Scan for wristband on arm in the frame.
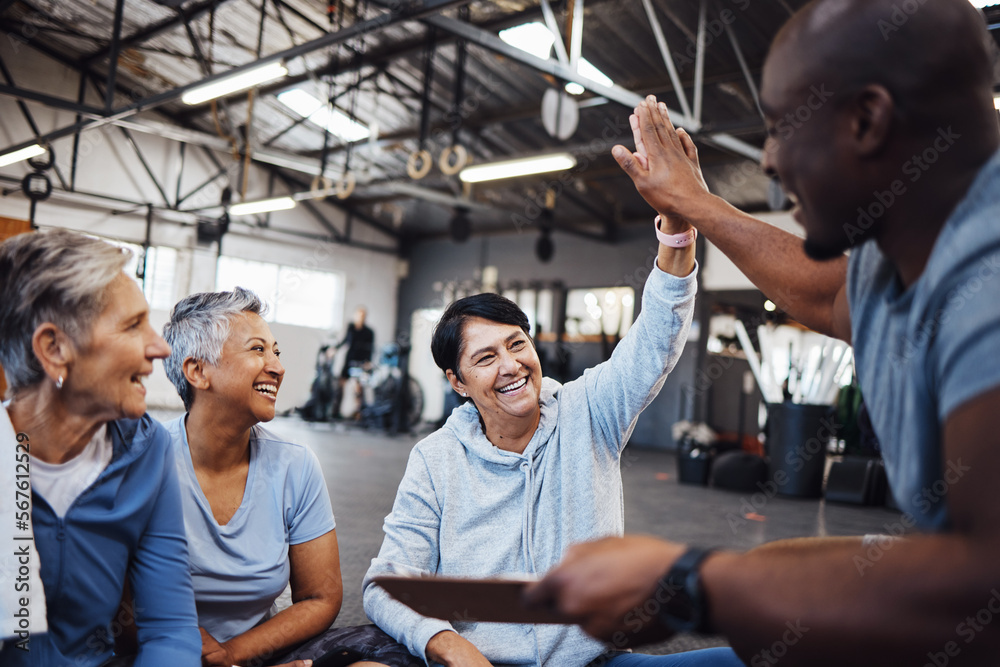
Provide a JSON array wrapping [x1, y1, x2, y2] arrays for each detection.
[[654, 215, 698, 248]]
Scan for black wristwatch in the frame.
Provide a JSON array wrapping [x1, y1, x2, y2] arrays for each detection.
[[657, 546, 716, 634]]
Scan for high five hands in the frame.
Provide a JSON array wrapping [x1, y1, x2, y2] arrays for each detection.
[[613, 95, 712, 233]]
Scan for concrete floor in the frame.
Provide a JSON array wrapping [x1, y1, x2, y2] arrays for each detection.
[[250, 414, 902, 657]]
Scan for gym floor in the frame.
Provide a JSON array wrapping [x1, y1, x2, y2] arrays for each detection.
[[250, 414, 901, 657]]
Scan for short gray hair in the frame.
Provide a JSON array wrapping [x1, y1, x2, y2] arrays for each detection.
[[0, 229, 129, 393], [163, 287, 267, 410]]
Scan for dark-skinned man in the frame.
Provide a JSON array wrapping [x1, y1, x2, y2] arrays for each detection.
[[526, 0, 1000, 665]]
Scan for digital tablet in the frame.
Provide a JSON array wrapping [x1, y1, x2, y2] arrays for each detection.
[[371, 575, 574, 624]]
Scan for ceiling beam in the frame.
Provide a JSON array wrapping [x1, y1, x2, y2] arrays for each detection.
[[371, 6, 764, 163], [82, 0, 243, 66], [0, 0, 473, 159]]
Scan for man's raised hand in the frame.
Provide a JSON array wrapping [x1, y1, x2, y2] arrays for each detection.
[[614, 95, 711, 230]]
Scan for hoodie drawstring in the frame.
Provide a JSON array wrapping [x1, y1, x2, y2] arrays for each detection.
[[520, 457, 537, 573]]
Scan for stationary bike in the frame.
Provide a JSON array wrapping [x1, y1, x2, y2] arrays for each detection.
[[351, 342, 424, 433]]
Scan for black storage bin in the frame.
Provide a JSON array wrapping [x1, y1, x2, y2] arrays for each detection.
[[825, 456, 887, 505], [767, 401, 835, 498], [710, 451, 768, 493], [676, 437, 713, 486]]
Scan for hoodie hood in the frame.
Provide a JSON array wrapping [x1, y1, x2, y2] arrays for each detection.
[[441, 377, 563, 465]]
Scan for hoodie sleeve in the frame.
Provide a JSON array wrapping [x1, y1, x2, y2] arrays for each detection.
[[576, 262, 698, 455], [363, 447, 454, 664], [130, 427, 202, 666]]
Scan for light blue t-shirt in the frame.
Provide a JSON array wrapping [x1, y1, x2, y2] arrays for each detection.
[[848, 148, 1000, 531], [163, 416, 336, 642]]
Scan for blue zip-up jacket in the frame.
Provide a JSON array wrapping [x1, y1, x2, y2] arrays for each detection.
[[363, 264, 697, 666], [0, 415, 201, 666]]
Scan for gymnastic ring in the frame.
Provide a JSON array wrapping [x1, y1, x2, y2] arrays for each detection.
[[438, 144, 468, 176], [407, 149, 433, 180], [310, 174, 332, 200], [334, 172, 356, 199]]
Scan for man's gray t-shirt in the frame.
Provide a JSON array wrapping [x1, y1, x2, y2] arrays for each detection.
[[847, 148, 1000, 531]]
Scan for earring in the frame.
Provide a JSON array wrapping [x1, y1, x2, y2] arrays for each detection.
[[462, 392, 467, 397], [56, 375, 64, 390]]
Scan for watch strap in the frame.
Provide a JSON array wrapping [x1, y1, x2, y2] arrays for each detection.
[[658, 546, 716, 634], [654, 215, 698, 248]]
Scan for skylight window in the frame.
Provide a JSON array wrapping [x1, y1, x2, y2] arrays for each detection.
[[499, 22, 556, 60], [277, 89, 371, 142], [565, 59, 614, 95], [499, 22, 614, 96]]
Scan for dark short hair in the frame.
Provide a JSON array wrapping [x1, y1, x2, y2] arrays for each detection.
[[431, 293, 530, 380]]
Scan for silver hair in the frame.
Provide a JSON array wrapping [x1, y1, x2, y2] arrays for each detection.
[[0, 229, 129, 393], [162, 287, 267, 411]]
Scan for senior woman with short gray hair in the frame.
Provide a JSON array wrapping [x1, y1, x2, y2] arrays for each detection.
[[0, 229, 200, 666], [161, 288, 419, 667]]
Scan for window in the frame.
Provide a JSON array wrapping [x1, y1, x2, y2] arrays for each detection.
[[564, 287, 635, 338], [216, 256, 344, 331], [501, 288, 555, 337], [111, 241, 178, 311]]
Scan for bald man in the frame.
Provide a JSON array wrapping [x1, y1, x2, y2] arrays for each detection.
[[527, 1, 1000, 665]]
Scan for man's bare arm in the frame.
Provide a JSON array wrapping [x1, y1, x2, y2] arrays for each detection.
[[711, 385, 1000, 666], [529, 387, 1000, 666]]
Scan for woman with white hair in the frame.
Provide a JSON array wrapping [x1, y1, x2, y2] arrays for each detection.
[[160, 289, 420, 667], [0, 229, 200, 666]]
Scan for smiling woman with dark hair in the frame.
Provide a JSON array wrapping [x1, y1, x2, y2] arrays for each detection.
[[363, 217, 743, 665], [0, 229, 200, 666]]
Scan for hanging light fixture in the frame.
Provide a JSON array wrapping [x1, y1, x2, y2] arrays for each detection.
[[0, 144, 46, 168], [459, 153, 576, 183], [228, 196, 296, 216], [182, 61, 289, 105]]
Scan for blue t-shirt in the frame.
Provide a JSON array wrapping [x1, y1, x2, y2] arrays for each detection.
[[848, 148, 1000, 531], [163, 417, 336, 642]]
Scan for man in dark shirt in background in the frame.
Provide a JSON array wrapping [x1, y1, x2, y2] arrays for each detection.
[[336, 306, 374, 419]]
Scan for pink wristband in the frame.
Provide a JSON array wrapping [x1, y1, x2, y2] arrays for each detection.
[[654, 215, 698, 248]]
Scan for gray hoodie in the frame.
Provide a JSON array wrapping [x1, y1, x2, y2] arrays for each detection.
[[363, 264, 697, 666]]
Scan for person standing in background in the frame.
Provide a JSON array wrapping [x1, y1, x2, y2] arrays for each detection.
[[336, 307, 374, 420]]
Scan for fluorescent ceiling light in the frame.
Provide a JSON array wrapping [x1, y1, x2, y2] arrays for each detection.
[[0, 144, 45, 168], [970, 1, 996, 7], [182, 61, 288, 105], [459, 153, 577, 183], [499, 22, 556, 60], [499, 22, 614, 96], [229, 196, 296, 216], [995, 95, 1000, 110], [277, 89, 371, 142]]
